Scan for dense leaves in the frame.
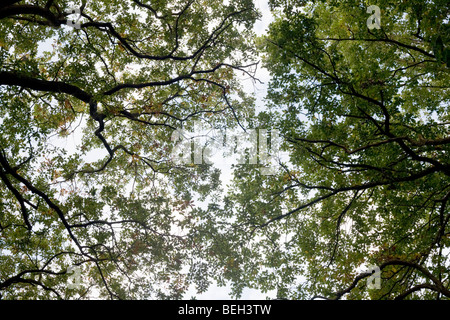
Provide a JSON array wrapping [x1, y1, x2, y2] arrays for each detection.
[[1, 0, 449, 301], [0, 0, 258, 299], [194, 0, 450, 300]]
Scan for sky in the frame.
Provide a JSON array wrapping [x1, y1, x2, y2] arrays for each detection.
[[38, 0, 450, 300], [32, 0, 277, 300], [181, 0, 277, 300]]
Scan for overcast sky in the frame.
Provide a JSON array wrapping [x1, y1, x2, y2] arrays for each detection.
[[182, 0, 276, 300], [35, 0, 276, 300]]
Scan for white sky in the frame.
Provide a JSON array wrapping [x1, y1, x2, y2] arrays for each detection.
[[33, 0, 277, 300], [182, 0, 276, 300]]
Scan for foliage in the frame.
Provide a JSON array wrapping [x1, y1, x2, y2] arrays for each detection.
[[0, 0, 258, 299], [1, 0, 449, 301], [195, 0, 450, 300]]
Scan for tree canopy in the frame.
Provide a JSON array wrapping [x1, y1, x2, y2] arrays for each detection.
[[0, 0, 259, 299], [201, 0, 449, 299], [1, 0, 449, 300]]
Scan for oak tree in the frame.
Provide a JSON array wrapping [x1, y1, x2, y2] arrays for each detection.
[[0, 0, 258, 299], [194, 0, 450, 300]]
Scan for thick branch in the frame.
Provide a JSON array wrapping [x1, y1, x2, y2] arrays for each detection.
[[331, 259, 450, 300], [0, 71, 92, 103], [259, 165, 441, 229], [0, 151, 83, 253], [317, 37, 435, 59], [0, 4, 63, 26], [0, 168, 33, 230]]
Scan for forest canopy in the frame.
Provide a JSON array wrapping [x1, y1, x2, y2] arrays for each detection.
[[0, 0, 449, 300]]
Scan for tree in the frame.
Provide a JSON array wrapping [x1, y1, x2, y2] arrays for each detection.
[[0, 0, 259, 299], [194, 0, 450, 299], [2, 0, 449, 302]]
